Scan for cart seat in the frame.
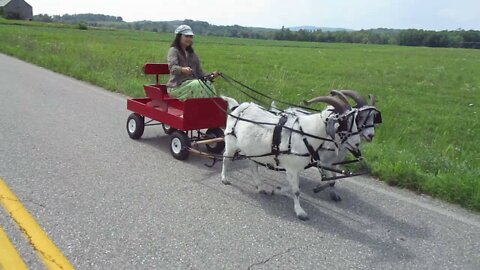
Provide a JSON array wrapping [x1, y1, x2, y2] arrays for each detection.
[[143, 63, 171, 101]]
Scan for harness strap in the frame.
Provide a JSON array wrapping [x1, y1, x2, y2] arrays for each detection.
[[225, 105, 249, 138], [299, 125, 321, 162], [272, 115, 288, 166], [252, 160, 317, 172], [303, 138, 320, 161], [223, 109, 334, 142], [356, 107, 382, 129], [288, 118, 298, 152], [252, 160, 286, 171], [348, 148, 362, 158], [360, 124, 375, 129], [220, 73, 324, 113]]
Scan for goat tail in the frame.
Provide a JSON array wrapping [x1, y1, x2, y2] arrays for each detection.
[[221, 96, 239, 110]]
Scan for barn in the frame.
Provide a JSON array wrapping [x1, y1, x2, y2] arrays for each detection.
[[0, 0, 32, 20]]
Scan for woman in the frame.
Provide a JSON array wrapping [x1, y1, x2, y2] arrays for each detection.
[[166, 25, 220, 100]]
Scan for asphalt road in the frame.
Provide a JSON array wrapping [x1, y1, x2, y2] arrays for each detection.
[[1, 53, 479, 270]]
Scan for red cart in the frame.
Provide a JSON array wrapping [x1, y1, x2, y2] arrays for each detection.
[[126, 63, 228, 160]]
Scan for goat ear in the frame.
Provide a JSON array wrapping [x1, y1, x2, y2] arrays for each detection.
[[326, 118, 338, 139], [368, 94, 376, 106]]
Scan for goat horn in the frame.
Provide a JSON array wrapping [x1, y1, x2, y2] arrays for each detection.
[[303, 96, 348, 114], [339, 90, 367, 107], [330, 90, 352, 109]]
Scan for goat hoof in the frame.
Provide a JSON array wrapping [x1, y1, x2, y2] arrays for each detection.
[[297, 213, 310, 221], [222, 180, 231, 185], [329, 191, 342, 202]]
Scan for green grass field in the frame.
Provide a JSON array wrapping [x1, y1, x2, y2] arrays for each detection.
[[1, 19, 478, 211]]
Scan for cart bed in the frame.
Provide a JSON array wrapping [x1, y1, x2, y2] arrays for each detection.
[[127, 96, 227, 131]]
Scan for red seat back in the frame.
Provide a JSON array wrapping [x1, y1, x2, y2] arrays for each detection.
[[143, 63, 170, 86], [143, 63, 170, 75]]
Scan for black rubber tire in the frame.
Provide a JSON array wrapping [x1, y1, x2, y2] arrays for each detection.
[[170, 130, 191, 160], [205, 128, 225, 154], [127, 113, 144, 139], [162, 123, 176, 135]]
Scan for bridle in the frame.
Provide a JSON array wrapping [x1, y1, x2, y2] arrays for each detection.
[[327, 110, 359, 144], [355, 106, 382, 131]]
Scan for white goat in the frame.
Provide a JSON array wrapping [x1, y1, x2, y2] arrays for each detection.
[[272, 90, 382, 201], [221, 96, 361, 220], [307, 91, 382, 198]]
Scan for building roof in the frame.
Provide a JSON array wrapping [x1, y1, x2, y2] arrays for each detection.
[[0, 0, 32, 8], [0, 0, 12, 7]]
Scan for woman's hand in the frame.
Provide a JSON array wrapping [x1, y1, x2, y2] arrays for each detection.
[[181, 67, 193, 75]]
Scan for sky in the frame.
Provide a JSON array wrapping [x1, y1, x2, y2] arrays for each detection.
[[29, 0, 480, 30]]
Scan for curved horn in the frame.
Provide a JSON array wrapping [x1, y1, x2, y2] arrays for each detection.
[[368, 94, 376, 106], [339, 90, 367, 108], [330, 90, 352, 109], [303, 96, 348, 114]]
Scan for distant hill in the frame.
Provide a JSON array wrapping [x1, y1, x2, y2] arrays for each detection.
[[289, 26, 354, 32], [33, 14, 277, 38], [33, 14, 353, 34], [31, 14, 480, 49]]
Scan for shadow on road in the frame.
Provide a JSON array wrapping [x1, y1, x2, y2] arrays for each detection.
[[133, 133, 428, 263]]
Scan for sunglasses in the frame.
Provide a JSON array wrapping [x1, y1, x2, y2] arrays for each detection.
[[184, 35, 194, 38]]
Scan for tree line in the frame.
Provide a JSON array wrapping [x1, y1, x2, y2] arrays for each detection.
[[32, 14, 480, 49], [273, 27, 480, 49], [34, 13, 123, 23]]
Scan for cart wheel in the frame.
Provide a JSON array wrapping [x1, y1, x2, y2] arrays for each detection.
[[170, 130, 191, 160], [162, 123, 176, 135], [205, 128, 225, 154], [127, 113, 144, 139]]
